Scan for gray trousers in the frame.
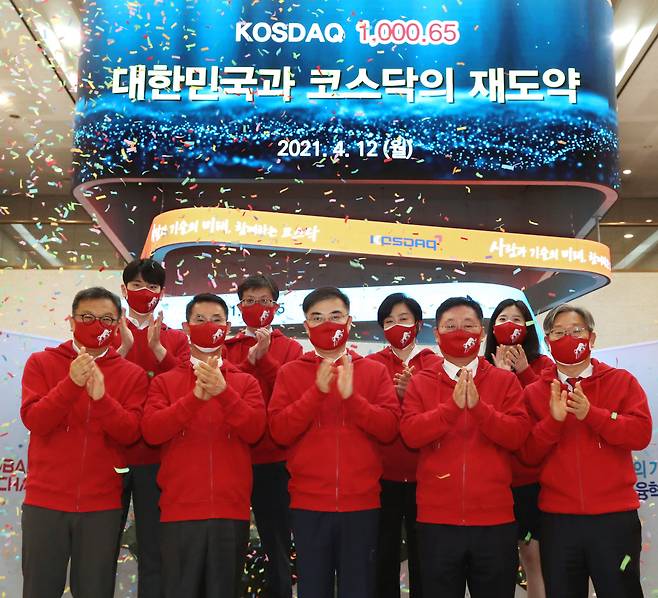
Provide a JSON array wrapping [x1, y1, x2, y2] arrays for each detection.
[[22, 504, 122, 598]]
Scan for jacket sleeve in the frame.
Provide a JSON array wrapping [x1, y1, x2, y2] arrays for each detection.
[[268, 368, 325, 446], [469, 375, 531, 451], [20, 354, 85, 435], [517, 387, 565, 466], [516, 365, 539, 388], [583, 374, 652, 450], [343, 368, 399, 443], [92, 368, 148, 445], [400, 376, 464, 448], [156, 330, 191, 374], [214, 374, 266, 444], [142, 375, 206, 445]]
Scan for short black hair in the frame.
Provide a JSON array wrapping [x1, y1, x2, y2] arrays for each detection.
[[185, 293, 229, 321], [377, 293, 422, 328], [72, 287, 122, 317], [237, 274, 280, 301], [123, 259, 166, 288], [302, 286, 350, 314], [435, 296, 483, 325], [484, 299, 541, 364]]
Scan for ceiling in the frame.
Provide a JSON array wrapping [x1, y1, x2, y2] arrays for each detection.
[[0, 0, 657, 271]]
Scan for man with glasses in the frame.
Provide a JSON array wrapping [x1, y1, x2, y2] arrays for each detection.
[[268, 286, 400, 598], [142, 293, 266, 598], [401, 296, 530, 598], [520, 304, 651, 598], [224, 274, 302, 598], [20, 287, 148, 598], [114, 258, 190, 598]]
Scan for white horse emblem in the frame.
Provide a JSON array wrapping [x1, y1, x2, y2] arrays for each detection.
[[260, 310, 271, 325], [212, 328, 224, 343], [400, 331, 412, 346], [510, 328, 522, 343], [574, 342, 587, 359], [96, 328, 112, 345], [463, 337, 476, 353], [331, 329, 344, 346]]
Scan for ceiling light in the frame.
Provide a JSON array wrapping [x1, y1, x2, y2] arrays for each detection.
[[624, 233, 635, 239], [0, 92, 12, 106], [622, 169, 632, 175], [646, 219, 653, 223], [611, 26, 638, 48]]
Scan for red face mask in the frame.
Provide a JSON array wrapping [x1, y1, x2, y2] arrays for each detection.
[[549, 335, 591, 365], [240, 303, 277, 329], [308, 321, 349, 351], [384, 324, 417, 350], [188, 322, 228, 352], [493, 321, 527, 346], [74, 319, 116, 349], [126, 288, 161, 314], [438, 329, 481, 359]]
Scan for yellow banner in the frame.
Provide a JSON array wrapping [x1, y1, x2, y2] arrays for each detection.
[[142, 207, 611, 278]]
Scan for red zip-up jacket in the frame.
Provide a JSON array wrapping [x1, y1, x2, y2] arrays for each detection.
[[142, 360, 266, 522], [111, 320, 190, 466], [511, 354, 554, 487], [367, 347, 443, 482], [268, 350, 400, 512], [401, 357, 530, 526], [224, 329, 303, 464], [519, 359, 652, 515], [21, 341, 148, 512]]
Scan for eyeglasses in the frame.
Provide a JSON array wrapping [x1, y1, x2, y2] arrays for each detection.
[[439, 324, 482, 333], [548, 327, 589, 340], [306, 313, 348, 325], [74, 313, 118, 326], [240, 298, 278, 307]]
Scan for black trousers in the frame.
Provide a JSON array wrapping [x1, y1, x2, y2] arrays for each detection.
[[251, 462, 292, 598], [541, 510, 644, 598], [417, 521, 518, 598], [376, 480, 421, 598], [22, 504, 123, 598], [161, 518, 249, 598], [118, 463, 162, 598], [291, 508, 379, 598]]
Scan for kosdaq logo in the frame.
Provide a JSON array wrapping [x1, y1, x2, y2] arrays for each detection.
[[574, 342, 587, 359], [96, 329, 112, 345], [510, 328, 522, 343], [236, 21, 346, 44], [212, 328, 225, 343], [332, 329, 344, 346], [400, 331, 412, 346], [260, 310, 271, 325], [463, 337, 476, 353]]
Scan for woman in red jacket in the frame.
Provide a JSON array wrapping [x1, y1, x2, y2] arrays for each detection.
[[520, 304, 651, 598], [484, 299, 552, 598], [367, 293, 442, 598]]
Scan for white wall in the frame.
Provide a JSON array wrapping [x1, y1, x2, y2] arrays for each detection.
[[1, 270, 657, 349]]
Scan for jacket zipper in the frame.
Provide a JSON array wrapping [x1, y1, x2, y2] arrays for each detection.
[[576, 425, 585, 512], [336, 398, 343, 511], [461, 407, 467, 524], [209, 408, 215, 517], [76, 400, 92, 512]]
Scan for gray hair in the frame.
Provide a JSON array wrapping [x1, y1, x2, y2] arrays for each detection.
[[543, 304, 595, 335]]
